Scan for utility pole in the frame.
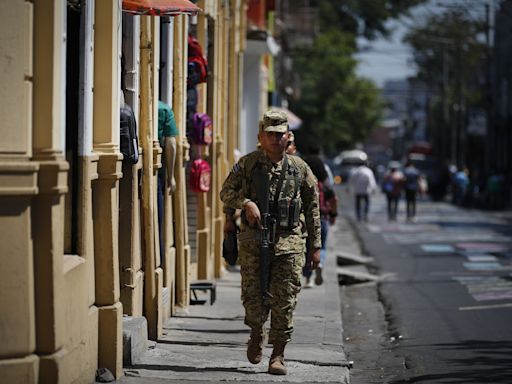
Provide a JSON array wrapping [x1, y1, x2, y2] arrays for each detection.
[[484, 1, 494, 179], [441, 47, 452, 165]]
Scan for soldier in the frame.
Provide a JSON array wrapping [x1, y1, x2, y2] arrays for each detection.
[[220, 110, 321, 375]]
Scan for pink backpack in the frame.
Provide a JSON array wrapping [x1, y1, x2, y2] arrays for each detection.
[[189, 159, 211, 192], [191, 112, 213, 145]]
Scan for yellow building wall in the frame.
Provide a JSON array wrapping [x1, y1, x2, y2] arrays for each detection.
[[0, 1, 39, 382], [0, 1, 248, 382]]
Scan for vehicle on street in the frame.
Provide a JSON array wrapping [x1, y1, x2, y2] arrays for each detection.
[[331, 149, 368, 184]]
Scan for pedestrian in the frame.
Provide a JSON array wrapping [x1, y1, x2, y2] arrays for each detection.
[[486, 170, 505, 209], [303, 144, 328, 185], [453, 166, 470, 206], [403, 159, 421, 221], [382, 166, 404, 221], [349, 160, 377, 221], [157, 100, 178, 262], [220, 109, 321, 376], [303, 144, 337, 287], [285, 131, 297, 155]]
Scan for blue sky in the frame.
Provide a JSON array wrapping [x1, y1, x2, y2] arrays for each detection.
[[355, 19, 415, 87]]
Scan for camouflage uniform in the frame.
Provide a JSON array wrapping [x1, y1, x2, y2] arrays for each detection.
[[220, 148, 321, 344]]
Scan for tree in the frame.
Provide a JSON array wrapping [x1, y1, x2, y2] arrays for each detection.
[[290, 30, 383, 155], [313, 0, 427, 39], [289, 0, 429, 155], [404, 9, 487, 169]]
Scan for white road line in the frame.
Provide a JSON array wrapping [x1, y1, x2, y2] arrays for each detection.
[[459, 303, 512, 311]]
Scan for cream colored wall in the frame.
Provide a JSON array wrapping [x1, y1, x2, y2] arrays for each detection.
[[0, 0, 99, 383], [32, 0, 98, 382], [0, 1, 38, 383], [119, 14, 144, 318], [0, 1, 248, 382], [92, 0, 124, 378], [172, 14, 192, 309]]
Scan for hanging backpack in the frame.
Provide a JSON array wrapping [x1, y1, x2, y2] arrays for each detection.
[[188, 35, 203, 57], [189, 159, 212, 192], [187, 56, 208, 87], [187, 35, 208, 87], [187, 87, 198, 113], [191, 112, 213, 145], [120, 103, 139, 164]]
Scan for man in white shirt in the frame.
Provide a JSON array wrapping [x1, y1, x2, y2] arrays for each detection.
[[349, 162, 377, 221]]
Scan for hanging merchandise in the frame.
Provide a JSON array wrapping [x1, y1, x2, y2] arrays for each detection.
[[189, 158, 211, 192], [187, 87, 198, 113], [120, 103, 139, 164], [187, 35, 208, 87], [190, 112, 213, 145]]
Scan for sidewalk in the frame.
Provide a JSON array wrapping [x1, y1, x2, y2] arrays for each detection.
[[118, 218, 355, 384]]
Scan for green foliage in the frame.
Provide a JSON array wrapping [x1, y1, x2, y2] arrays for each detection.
[[291, 30, 383, 155], [404, 9, 488, 163], [312, 0, 427, 39], [404, 9, 487, 94], [290, 0, 427, 155]]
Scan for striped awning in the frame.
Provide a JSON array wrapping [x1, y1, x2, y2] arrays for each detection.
[[122, 0, 201, 16]]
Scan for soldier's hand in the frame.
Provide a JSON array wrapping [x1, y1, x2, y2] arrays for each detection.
[[244, 201, 261, 226], [308, 248, 321, 270]]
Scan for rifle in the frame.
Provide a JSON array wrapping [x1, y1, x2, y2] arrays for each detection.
[[253, 168, 275, 301]]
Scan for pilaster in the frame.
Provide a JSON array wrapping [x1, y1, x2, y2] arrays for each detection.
[[172, 14, 191, 309], [0, 1, 39, 381], [32, 151, 69, 355], [92, 0, 123, 377]]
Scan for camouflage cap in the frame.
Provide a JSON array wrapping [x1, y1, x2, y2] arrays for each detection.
[[261, 109, 288, 133]]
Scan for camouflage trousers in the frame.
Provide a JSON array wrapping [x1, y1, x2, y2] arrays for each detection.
[[238, 239, 305, 344]]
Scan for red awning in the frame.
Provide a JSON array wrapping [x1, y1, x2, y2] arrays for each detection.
[[122, 0, 201, 16]]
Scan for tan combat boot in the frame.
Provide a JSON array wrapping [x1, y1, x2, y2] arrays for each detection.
[[268, 342, 287, 375], [246, 328, 264, 364]]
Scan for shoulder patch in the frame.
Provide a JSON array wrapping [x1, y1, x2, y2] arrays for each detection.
[[231, 163, 241, 174]]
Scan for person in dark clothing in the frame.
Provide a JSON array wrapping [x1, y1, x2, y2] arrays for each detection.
[[382, 167, 404, 221], [403, 160, 420, 221], [303, 145, 328, 184], [302, 144, 335, 287]]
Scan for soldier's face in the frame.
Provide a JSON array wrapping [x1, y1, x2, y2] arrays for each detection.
[[259, 131, 288, 155]]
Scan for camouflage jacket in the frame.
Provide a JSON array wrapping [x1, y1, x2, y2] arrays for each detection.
[[220, 150, 321, 255]]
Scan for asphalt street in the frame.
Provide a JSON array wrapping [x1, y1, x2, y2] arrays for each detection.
[[341, 187, 512, 384]]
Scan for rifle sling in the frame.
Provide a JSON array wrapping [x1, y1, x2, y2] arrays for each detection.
[[271, 155, 288, 218]]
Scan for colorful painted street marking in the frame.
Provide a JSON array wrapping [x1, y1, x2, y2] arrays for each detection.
[[453, 275, 512, 302], [462, 262, 507, 271], [465, 254, 498, 262], [456, 242, 509, 253], [421, 244, 455, 253], [383, 232, 511, 245]]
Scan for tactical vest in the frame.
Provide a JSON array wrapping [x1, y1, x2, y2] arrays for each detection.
[[250, 155, 302, 231]]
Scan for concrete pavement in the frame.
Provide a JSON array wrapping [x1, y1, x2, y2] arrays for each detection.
[[116, 216, 359, 383]]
